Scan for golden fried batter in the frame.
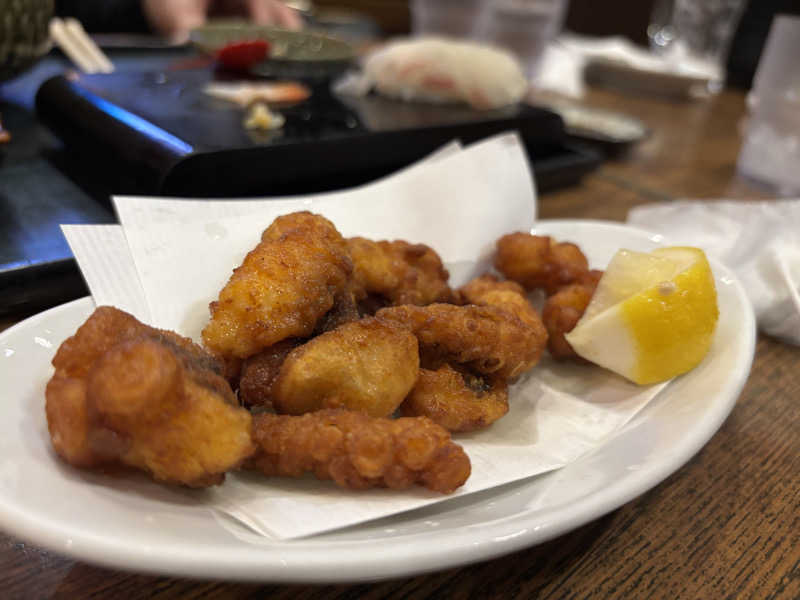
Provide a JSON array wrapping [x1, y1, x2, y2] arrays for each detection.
[[46, 307, 254, 487], [261, 211, 349, 251], [247, 409, 471, 493], [541, 278, 600, 361], [495, 233, 590, 295], [574, 268, 604, 290], [458, 274, 542, 329], [312, 284, 361, 335], [401, 364, 509, 432], [346, 237, 397, 298], [202, 212, 353, 360], [237, 282, 364, 407], [459, 273, 527, 298], [347, 237, 454, 308], [238, 339, 300, 407], [377, 303, 547, 380], [272, 318, 419, 417]]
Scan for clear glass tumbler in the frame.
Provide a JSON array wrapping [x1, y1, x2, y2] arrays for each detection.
[[479, 0, 569, 78], [737, 15, 800, 195], [647, 0, 746, 90], [411, 0, 487, 39]]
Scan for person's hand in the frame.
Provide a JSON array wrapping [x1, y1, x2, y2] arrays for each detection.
[[142, 0, 302, 39], [226, 0, 302, 29]]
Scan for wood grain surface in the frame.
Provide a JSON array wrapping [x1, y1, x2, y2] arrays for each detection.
[[1, 89, 798, 599]]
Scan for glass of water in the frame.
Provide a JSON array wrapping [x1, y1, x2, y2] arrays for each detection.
[[411, 0, 487, 39], [647, 0, 746, 90], [737, 16, 800, 196], [479, 0, 569, 78]]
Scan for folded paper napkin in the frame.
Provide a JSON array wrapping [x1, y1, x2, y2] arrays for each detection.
[[534, 34, 719, 99], [628, 200, 800, 345]]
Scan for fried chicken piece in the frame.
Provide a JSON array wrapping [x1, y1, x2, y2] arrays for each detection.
[[219, 355, 245, 389], [85, 340, 255, 486], [356, 293, 391, 316], [247, 409, 471, 493], [495, 233, 590, 295], [202, 212, 353, 360], [260, 210, 349, 249], [235, 286, 362, 407], [272, 318, 419, 417], [459, 273, 527, 298], [312, 284, 361, 335], [574, 268, 604, 290], [458, 274, 543, 329], [541, 275, 601, 361], [237, 286, 363, 405], [347, 237, 454, 309], [390, 240, 454, 304], [46, 306, 254, 487], [377, 303, 547, 380], [401, 364, 509, 432], [238, 339, 301, 407]]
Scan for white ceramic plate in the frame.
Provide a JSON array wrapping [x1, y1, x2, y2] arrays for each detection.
[[0, 220, 755, 583]]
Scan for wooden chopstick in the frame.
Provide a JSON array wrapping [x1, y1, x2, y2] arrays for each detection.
[[49, 17, 115, 74], [64, 18, 115, 73]]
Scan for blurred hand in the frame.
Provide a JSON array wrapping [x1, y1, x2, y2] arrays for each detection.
[[142, 0, 302, 38]]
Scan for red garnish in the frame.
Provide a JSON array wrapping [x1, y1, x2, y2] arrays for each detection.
[[217, 40, 271, 72]]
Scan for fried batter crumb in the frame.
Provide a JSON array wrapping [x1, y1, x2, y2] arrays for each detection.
[[247, 409, 471, 493], [495, 233, 590, 295], [401, 365, 509, 432]]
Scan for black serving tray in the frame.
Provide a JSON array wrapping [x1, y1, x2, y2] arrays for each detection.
[[36, 69, 600, 197]]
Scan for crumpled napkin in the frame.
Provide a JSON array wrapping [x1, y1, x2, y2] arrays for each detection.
[[628, 200, 800, 345], [534, 34, 719, 99]]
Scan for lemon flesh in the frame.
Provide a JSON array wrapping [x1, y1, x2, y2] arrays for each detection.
[[565, 247, 719, 385]]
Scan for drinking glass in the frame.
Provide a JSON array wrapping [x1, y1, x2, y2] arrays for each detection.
[[479, 0, 569, 78], [737, 16, 800, 195], [647, 0, 746, 90], [410, 0, 487, 39]]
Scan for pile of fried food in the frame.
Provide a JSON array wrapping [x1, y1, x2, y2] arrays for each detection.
[[45, 212, 601, 495]]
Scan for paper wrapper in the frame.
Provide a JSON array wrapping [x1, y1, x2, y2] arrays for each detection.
[[62, 133, 665, 540]]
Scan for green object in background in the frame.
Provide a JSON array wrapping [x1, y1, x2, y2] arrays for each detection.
[[190, 20, 354, 62], [190, 20, 355, 81], [0, 0, 54, 82]]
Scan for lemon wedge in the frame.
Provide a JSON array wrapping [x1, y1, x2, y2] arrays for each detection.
[[565, 247, 719, 385]]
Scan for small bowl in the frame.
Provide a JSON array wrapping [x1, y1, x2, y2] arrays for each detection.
[[0, 0, 54, 82], [190, 21, 355, 82]]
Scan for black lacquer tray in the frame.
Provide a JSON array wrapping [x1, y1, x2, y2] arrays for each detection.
[[35, 69, 600, 197]]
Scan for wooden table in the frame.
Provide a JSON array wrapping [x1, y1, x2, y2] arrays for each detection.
[[1, 88, 798, 599]]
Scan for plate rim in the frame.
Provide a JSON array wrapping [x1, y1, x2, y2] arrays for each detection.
[[0, 219, 756, 583]]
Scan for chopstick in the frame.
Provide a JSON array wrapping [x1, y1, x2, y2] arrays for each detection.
[[49, 17, 115, 74]]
